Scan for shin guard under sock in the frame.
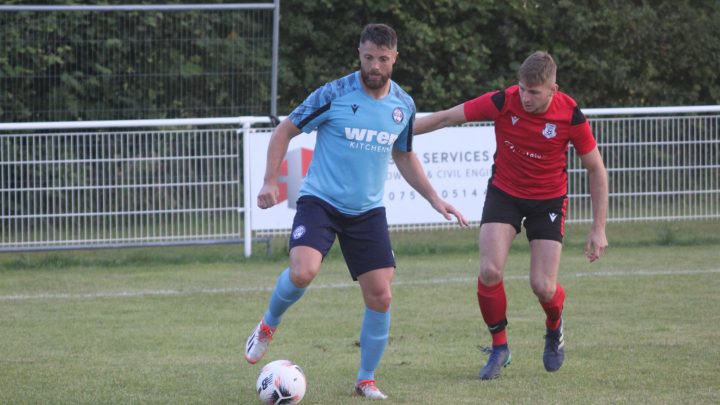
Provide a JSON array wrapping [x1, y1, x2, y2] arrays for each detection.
[[357, 307, 391, 382], [477, 279, 508, 346], [540, 283, 565, 330], [263, 268, 306, 327]]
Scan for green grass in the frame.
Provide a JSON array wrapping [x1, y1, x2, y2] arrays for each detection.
[[1, 221, 719, 404]]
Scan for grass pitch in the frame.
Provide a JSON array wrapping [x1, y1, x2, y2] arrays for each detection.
[[1, 221, 719, 404]]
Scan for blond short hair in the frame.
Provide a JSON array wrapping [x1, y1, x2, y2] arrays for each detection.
[[518, 51, 557, 86]]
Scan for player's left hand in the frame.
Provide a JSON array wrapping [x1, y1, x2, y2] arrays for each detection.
[[433, 200, 469, 227], [584, 228, 608, 262]]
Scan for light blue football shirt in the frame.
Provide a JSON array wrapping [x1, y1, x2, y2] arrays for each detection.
[[289, 71, 416, 215]]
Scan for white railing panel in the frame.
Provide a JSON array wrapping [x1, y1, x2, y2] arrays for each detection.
[[1, 127, 247, 251], [1, 106, 718, 255]]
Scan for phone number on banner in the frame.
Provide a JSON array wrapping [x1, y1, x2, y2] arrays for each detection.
[[386, 188, 487, 201]]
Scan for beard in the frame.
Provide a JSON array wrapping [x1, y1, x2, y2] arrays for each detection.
[[360, 69, 390, 90]]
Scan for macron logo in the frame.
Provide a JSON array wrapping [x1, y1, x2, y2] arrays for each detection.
[[344, 127, 399, 145], [549, 213, 558, 222]]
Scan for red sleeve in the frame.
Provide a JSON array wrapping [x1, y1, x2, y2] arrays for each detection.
[[571, 121, 597, 155], [569, 108, 597, 155], [463, 91, 503, 122]]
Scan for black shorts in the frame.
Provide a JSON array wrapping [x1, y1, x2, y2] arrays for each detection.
[[481, 184, 568, 242], [288, 196, 396, 280]]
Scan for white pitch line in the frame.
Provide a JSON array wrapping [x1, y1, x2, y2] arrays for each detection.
[[1, 268, 719, 302]]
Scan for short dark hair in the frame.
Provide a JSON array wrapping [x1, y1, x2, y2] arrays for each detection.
[[359, 23, 397, 49], [518, 51, 557, 85]]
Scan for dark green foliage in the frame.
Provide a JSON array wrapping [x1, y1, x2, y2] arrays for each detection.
[[1, 1, 718, 118], [0, 4, 273, 121], [278, 0, 720, 113]]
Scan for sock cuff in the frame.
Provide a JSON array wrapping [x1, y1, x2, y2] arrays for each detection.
[[477, 279, 504, 294], [364, 306, 391, 327], [362, 306, 391, 337], [277, 268, 306, 297], [544, 283, 565, 306]]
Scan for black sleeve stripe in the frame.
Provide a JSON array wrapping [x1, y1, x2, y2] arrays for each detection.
[[571, 106, 587, 125], [490, 90, 505, 112], [406, 114, 414, 151], [296, 102, 331, 130]]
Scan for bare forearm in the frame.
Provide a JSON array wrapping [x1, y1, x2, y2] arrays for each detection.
[[263, 120, 299, 184], [415, 114, 449, 135], [394, 152, 439, 203], [393, 150, 469, 227], [414, 104, 467, 135], [264, 134, 290, 183], [588, 167, 608, 230]]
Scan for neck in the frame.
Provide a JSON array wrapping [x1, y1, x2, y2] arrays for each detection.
[[363, 84, 390, 99]]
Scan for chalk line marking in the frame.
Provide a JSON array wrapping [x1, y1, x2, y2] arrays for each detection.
[[1, 268, 718, 301]]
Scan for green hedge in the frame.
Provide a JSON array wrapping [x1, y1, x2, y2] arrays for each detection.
[[2, 1, 718, 121], [278, 0, 720, 113]]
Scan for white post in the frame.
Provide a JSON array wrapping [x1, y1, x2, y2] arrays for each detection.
[[242, 121, 253, 257]]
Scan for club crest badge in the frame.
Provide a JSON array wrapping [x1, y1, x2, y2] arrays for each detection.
[[542, 123, 557, 139], [392, 107, 404, 124], [292, 225, 306, 240]]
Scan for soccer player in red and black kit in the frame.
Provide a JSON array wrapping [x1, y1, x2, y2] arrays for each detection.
[[414, 51, 608, 379]]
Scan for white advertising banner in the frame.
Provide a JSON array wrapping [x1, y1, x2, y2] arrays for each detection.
[[247, 126, 496, 230], [386, 126, 496, 224]]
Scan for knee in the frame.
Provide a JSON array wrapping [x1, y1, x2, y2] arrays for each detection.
[[479, 262, 504, 286], [367, 290, 392, 312], [530, 280, 555, 302], [289, 265, 319, 288]]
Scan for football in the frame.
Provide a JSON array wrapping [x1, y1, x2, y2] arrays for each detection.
[[256, 359, 307, 404]]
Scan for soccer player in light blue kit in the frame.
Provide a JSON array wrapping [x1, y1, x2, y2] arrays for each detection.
[[245, 23, 468, 399]]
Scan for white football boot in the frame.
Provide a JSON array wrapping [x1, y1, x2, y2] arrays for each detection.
[[355, 380, 388, 400], [244, 318, 276, 364]]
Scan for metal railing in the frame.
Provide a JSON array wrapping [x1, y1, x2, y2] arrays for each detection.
[[569, 106, 720, 223], [1, 118, 264, 253], [1, 106, 718, 255], [0, 2, 280, 120]]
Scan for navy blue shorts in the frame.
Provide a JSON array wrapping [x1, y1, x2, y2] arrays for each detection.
[[288, 196, 396, 280], [481, 184, 568, 242]]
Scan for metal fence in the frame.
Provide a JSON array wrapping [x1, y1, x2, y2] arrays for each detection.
[[570, 106, 720, 223], [0, 119, 254, 252], [0, 2, 280, 121], [0, 107, 718, 255]]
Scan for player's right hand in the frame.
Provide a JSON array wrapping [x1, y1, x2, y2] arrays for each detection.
[[257, 183, 279, 209], [584, 228, 608, 262]]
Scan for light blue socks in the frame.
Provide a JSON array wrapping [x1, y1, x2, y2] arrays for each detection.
[[357, 306, 391, 381], [263, 268, 306, 327], [263, 270, 390, 382]]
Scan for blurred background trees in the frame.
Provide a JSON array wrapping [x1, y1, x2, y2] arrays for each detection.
[[2, 0, 718, 121]]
